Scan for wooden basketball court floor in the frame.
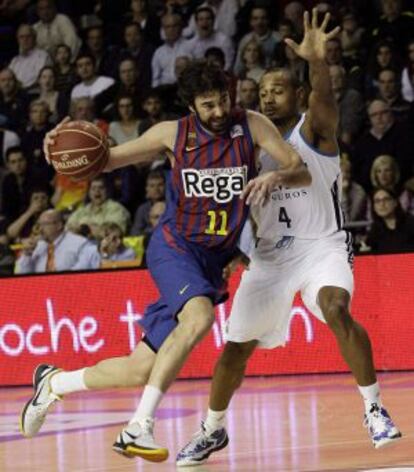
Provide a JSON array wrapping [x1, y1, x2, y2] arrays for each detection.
[[1, 372, 414, 472]]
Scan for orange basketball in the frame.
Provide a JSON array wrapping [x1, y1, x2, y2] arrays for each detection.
[[48, 120, 109, 181]]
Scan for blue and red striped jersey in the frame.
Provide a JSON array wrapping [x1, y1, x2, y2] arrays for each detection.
[[161, 108, 257, 250]]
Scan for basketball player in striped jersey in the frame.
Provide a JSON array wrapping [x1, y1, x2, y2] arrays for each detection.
[[20, 60, 311, 462], [177, 11, 401, 466]]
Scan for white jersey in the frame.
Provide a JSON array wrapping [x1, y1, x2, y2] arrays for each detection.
[[252, 113, 342, 240]]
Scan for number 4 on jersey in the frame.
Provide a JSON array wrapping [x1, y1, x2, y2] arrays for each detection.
[[278, 206, 292, 228]]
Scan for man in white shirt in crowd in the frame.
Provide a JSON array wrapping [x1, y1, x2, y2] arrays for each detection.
[[186, 7, 234, 70], [16, 209, 100, 274], [151, 13, 192, 87], [71, 53, 115, 100], [33, 0, 81, 58], [9, 24, 51, 90]]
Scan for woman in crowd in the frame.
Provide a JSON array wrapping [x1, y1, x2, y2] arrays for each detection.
[[366, 188, 414, 253], [239, 39, 266, 83], [36, 66, 68, 123], [109, 94, 140, 145]]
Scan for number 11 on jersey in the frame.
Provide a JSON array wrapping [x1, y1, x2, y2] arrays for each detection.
[[205, 210, 228, 236]]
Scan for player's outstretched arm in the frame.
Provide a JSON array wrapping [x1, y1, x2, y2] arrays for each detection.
[[248, 110, 312, 188], [285, 9, 340, 137], [106, 121, 178, 170]]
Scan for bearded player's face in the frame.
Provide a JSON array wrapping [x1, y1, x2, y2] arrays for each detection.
[[192, 91, 231, 134]]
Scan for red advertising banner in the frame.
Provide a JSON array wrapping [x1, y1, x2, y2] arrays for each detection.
[[0, 253, 414, 385]]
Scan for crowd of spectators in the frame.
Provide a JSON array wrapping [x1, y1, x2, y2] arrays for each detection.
[[0, 0, 414, 275]]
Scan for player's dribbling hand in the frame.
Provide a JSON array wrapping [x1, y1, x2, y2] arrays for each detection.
[[241, 171, 283, 206], [43, 116, 71, 164]]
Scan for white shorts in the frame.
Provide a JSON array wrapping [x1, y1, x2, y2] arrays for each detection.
[[226, 231, 354, 349]]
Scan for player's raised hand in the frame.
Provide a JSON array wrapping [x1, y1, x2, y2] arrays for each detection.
[[43, 116, 71, 164], [284, 9, 340, 63], [241, 171, 283, 206]]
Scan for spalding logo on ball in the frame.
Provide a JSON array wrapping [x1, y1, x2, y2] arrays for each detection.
[[49, 121, 109, 181]]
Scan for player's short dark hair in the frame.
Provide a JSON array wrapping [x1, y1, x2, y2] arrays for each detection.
[[5, 146, 25, 162], [178, 59, 229, 106], [261, 67, 302, 89]]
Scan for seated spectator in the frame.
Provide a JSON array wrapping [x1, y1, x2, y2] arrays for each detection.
[[98, 222, 136, 264], [138, 200, 167, 268], [329, 65, 365, 145], [273, 36, 307, 84], [21, 99, 53, 180], [118, 22, 156, 92], [66, 175, 131, 238], [340, 11, 365, 61], [151, 13, 192, 87], [16, 209, 100, 274], [53, 44, 78, 94], [353, 99, 414, 190], [131, 169, 165, 235], [0, 216, 14, 275], [365, 188, 414, 254], [69, 96, 109, 135], [9, 24, 51, 90], [33, 0, 81, 58], [370, 0, 414, 51], [0, 128, 20, 168], [284, 1, 305, 36], [95, 58, 144, 120], [238, 39, 265, 83], [186, 7, 234, 70], [401, 40, 414, 102], [124, 0, 162, 47], [109, 95, 140, 145], [377, 68, 410, 122], [369, 154, 414, 213], [236, 77, 259, 110], [341, 157, 368, 226], [364, 40, 400, 98], [83, 26, 118, 79], [36, 66, 69, 123], [1, 147, 48, 223], [7, 187, 50, 241], [71, 53, 115, 100], [138, 89, 175, 135], [234, 6, 280, 75], [205, 47, 237, 104], [0, 68, 30, 133]]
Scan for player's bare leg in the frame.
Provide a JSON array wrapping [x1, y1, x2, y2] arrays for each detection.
[[114, 296, 216, 462], [176, 340, 257, 466], [318, 286, 401, 448], [20, 342, 155, 438]]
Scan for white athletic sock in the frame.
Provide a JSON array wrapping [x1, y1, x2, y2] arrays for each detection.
[[50, 369, 88, 396], [358, 381, 382, 414], [204, 408, 227, 435], [129, 385, 163, 425]]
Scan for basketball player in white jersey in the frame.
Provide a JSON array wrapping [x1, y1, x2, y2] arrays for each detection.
[[176, 10, 401, 466]]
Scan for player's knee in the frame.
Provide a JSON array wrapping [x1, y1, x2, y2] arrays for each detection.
[[179, 310, 215, 345], [221, 341, 255, 367], [323, 301, 352, 337]]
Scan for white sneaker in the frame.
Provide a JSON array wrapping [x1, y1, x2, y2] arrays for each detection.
[[112, 418, 169, 462], [364, 404, 402, 448], [176, 421, 229, 466], [19, 364, 62, 438]]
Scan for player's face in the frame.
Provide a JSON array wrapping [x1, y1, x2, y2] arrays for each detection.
[[192, 91, 231, 134], [259, 72, 298, 123]]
